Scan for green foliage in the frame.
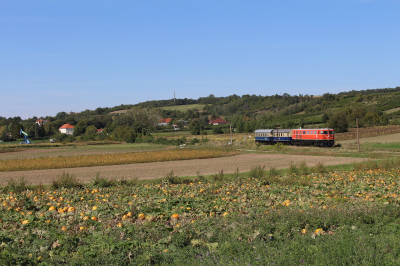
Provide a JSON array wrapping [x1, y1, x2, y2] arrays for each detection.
[[248, 165, 265, 178], [188, 119, 204, 135], [328, 111, 349, 133], [312, 162, 327, 174], [4, 177, 28, 193], [212, 170, 224, 181], [51, 172, 83, 189]]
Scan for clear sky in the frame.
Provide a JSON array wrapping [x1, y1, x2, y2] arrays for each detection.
[[1, 0, 400, 119]]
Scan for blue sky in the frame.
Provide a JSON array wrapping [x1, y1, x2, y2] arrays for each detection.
[[1, 0, 400, 119]]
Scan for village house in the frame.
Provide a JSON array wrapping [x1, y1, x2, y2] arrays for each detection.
[[59, 124, 74, 135], [35, 119, 49, 126], [158, 118, 172, 126], [209, 118, 229, 125]]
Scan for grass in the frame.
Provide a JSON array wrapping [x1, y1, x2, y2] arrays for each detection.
[[161, 104, 206, 112]]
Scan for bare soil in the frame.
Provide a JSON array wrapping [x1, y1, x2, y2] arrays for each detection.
[[0, 153, 368, 185]]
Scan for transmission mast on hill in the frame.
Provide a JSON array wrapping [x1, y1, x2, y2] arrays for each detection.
[[174, 90, 176, 105]]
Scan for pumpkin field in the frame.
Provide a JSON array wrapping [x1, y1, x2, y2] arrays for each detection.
[[1, 160, 400, 265]]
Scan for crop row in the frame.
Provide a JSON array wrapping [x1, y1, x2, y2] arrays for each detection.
[[0, 148, 238, 172]]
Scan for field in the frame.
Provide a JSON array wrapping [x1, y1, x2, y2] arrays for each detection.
[[161, 104, 205, 112], [1, 162, 400, 264], [1, 130, 400, 264], [0, 153, 368, 185], [0, 148, 238, 172], [0, 143, 173, 161]]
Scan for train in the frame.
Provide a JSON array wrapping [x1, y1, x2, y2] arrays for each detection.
[[254, 128, 335, 147]]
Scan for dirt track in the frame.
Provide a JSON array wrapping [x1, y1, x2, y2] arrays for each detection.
[[0, 153, 369, 185]]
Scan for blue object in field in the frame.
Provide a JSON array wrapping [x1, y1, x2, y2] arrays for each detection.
[[20, 129, 31, 144]]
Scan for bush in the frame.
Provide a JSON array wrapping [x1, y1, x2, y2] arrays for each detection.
[[92, 172, 114, 188], [299, 161, 310, 175], [51, 172, 83, 189], [4, 177, 29, 193], [289, 161, 299, 175], [313, 162, 326, 174], [212, 170, 224, 181], [249, 165, 265, 178]]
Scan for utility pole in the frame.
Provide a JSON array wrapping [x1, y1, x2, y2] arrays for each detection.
[[230, 124, 233, 145], [357, 118, 360, 152]]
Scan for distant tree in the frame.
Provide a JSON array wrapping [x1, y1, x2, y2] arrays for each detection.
[[85, 125, 97, 135], [1, 129, 8, 142], [189, 119, 204, 135], [126, 107, 163, 129], [74, 120, 87, 136], [212, 126, 223, 134], [55, 112, 67, 120], [123, 128, 137, 143], [200, 116, 209, 126], [322, 113, 329, 123], [95, 107, 106, 115], [9, 122, 23, 140], [328, 111, 348, 133], [83, 125, 97, 141]]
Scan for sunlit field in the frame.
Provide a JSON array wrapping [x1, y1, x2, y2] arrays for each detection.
[[1, 160, 400, 265]]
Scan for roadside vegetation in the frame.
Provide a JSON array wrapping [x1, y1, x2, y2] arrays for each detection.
[[1, 159, 400, 264]]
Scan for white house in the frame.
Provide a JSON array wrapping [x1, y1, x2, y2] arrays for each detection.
[[59, 124, 74, 135]]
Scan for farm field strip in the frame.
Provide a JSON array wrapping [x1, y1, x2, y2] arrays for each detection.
[[0, 143, 173, 161], [0, 154, 369, 185], [0, 148, 238, 172], [1, 167, 399, 264]]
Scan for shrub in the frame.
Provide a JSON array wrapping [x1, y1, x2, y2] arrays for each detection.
[[5, 177, 29, 193], [313, 162, 326, 174], [267, 167, 278, 178], [92, 172, 114, 188], [51, 172, 83, 189], [299, 161, 310, 175], [212, 170, 224, 181], [249, 165, 265, 178], [289, 161, 299, 175], [163, 170, 179, 185]]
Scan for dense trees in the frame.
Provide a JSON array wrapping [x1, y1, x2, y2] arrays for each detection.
[[2, 87, 400, 143]]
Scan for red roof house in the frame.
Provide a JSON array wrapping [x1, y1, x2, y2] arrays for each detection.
[[59, 124, 74, 135], [158, 118, 172, 126], [209, 118, 229, 125], [35, 119, 49, 126]]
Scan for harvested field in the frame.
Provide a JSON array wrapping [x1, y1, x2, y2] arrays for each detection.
[[338, 132, 400, 145], [0, 143, 171, 161], [0, 153, 369, 185]]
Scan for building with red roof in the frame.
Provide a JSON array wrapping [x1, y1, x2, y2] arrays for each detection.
[[209, 118, 229, 125], [35, 119, 49, 126], [158, 118, 172, 126], [59, 124, 74, 135]]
